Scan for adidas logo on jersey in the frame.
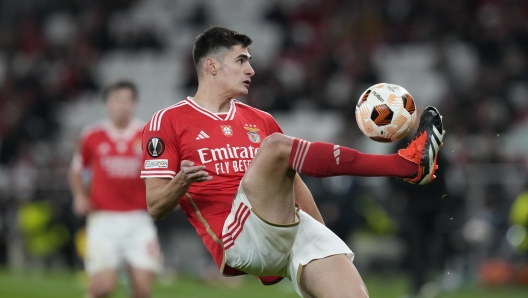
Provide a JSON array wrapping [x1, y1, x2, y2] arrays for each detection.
[[196, 131, 210, 140], [333, 145, 340, 165]]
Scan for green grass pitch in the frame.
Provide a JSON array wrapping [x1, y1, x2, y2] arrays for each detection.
[[0, 269, 527, 298]]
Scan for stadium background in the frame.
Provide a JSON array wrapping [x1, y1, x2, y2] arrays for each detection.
[[1, 0, 528, 297]]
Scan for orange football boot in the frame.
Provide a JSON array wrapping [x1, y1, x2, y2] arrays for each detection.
[[398, 106, 445, 185]]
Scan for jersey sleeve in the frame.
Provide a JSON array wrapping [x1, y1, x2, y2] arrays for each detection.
[[266, 114, 284, 134], [70, 129, 92, 173], [140, 113, 180, 179]]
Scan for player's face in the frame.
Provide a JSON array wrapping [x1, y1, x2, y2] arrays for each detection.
[[106, 88, 136, 125], [217, 45, 255, 97]]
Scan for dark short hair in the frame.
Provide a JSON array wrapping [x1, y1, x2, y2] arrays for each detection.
[[192, 26, 253, 72], [103, 80, 138, 101]]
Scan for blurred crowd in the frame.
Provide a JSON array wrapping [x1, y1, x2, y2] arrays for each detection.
[[1, 0, 528, 296], [0, 0, 164, 268]]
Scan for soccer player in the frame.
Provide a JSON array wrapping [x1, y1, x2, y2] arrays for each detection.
[[141, 27, 445, 298], [69, 81, 161, 298]]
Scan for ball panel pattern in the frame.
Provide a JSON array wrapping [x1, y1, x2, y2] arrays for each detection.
[[371, 104, 393, 126], [402, 93, 416, 114], [354, 83, 417, 142]]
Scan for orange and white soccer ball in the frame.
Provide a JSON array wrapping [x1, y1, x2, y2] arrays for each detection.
[[355, 83, 417, 142]]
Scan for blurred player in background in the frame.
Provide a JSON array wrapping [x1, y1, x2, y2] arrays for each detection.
[[141, 27, 444, 298], [68, 81, 161, 298]]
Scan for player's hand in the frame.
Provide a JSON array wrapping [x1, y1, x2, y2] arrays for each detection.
[[73, 195, 92, 217], [179, 160, 212, 184]]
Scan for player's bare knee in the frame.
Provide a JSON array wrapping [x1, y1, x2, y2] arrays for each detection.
[[88, 283, 114, 298], [260, 133, 293, 159], [88, 274, 117, 298]]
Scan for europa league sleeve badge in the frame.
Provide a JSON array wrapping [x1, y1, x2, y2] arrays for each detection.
[[146, 137, 165, 157]]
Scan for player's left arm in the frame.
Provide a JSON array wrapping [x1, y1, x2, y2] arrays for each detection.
[[294, 174, 324, 225]]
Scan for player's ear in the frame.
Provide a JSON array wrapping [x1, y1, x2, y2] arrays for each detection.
[[205, 57, 218, 76]]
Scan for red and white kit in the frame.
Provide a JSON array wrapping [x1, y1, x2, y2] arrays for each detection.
[[72, 119, 161, 274], [141, 98, 352, 296], [141, 97, 281, 269], [72, 119, 147, 211]]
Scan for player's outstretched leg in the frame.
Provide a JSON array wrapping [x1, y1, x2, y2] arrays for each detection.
[[242, 106, 445, 223], [243, 133, 415, 225], [242, 134, 298, 225], [287, 137, 418, 178], [398, 106, 445, 185], [287, 106, 445, 184]]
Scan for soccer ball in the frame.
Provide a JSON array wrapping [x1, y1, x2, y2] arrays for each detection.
[[355, 83, 417, 142]]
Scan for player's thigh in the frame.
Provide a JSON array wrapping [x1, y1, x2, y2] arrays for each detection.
[[300, 255, 368, 298], [223, 187, 300, 277], [85, 213, 123, 274], [241, 133, 297, 224], [288, 211, 358, 297], [122, 212, 162, 274], [128, 266, 156, 298]]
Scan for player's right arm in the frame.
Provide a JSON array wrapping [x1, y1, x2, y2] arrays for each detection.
[[68, 170, 92, 216], [68, 134, 92, 217], [141, 111, 211, 221], [145, 160, 211, 221]]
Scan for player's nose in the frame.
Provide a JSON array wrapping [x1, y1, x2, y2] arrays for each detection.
[[246, 64, 255, 77]]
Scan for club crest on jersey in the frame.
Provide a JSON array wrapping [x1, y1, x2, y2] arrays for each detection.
[[146, 137, 165, 157], [221, 125, 233, 137], [244, 124, 261, 143]]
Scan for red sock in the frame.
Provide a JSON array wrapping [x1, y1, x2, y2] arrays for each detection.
[[288, 138, 417, 178]]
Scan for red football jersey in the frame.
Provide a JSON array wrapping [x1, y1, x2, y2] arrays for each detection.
[[71, 119, 147, 211], [141, 97, 282, 275]]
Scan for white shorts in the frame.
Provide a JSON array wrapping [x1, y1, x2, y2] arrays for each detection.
[[222, 186, 354, 297], [85, 210, 162, 275]]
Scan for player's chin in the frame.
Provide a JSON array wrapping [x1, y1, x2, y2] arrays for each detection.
[[232, 88, 249, 97]]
